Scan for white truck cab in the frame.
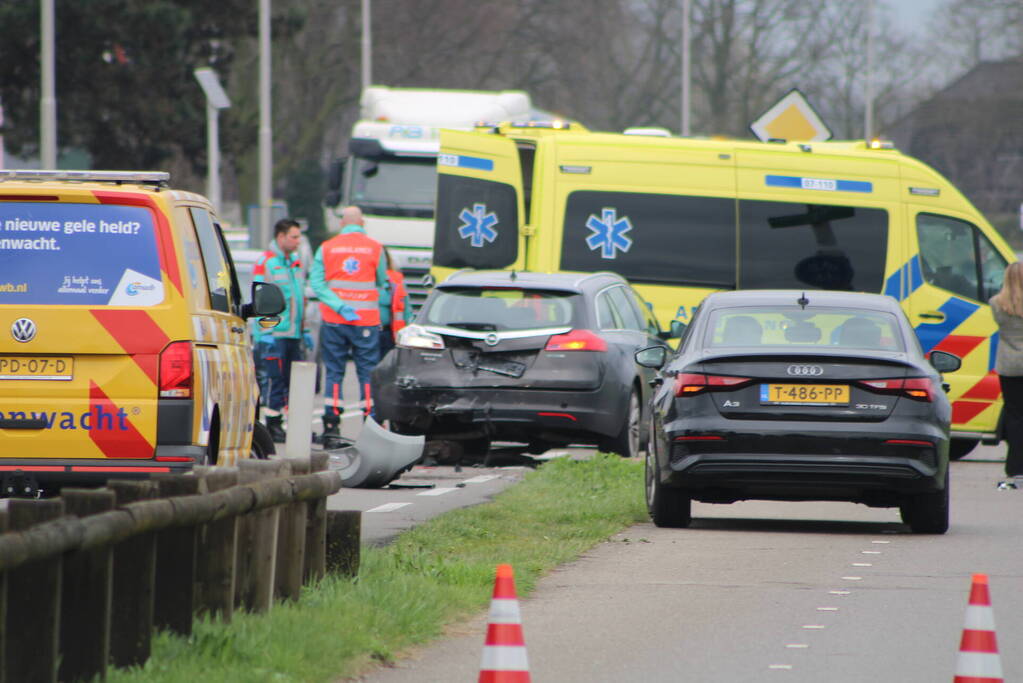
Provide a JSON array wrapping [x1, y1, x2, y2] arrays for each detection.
[[325, 87, 533, 307]]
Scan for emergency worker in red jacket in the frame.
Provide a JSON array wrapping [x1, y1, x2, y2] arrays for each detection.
[[308, 206, 387, 444], [379, 248, 414, 358]]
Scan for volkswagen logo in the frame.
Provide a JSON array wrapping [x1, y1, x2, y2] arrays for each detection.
[[787, 364, 823, 377], [11, 318, 37, 343], [484, 333, 500, 347]]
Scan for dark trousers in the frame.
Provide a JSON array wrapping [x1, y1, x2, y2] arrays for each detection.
[[320, 322, 380, 420], [262, 338, 304, 412], [380, 324, 396, 358], [998, 374, 1023, 476]]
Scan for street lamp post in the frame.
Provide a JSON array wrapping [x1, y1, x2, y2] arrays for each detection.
[[681, 0, 691, 136], [258, 0, 272, 249], [40, 0, 57, 168], [361, 0, 372, 92], [194, 68, 231, 215]]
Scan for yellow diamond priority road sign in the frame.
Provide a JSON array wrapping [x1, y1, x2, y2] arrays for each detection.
[[750, 89, 832, 142]]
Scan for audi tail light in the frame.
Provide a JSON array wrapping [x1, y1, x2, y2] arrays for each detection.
[[857, 377, 935, 402], [674, 373, 753, 397], [159, 341, 193, 398], [545, 329, 608, 352]]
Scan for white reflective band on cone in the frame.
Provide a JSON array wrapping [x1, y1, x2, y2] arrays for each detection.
[[963, 605, 997, 630], [480, 646, 530, 670], [956, 651, 1004, 678], [488, 598, 522, 623]]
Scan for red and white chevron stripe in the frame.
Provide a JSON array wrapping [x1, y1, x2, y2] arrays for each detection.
[[479, 564, 531, 683], [954, 573, 1003, 683]]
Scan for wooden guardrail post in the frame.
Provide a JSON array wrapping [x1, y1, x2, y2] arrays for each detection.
[[235, 460, 284, 613], [58, 488, 116, 683], [275, 458, 308, 602], [153, 475, 201, 636], [0, 505, 8, 683], [3, 498, 65, 683], [304, 453, 329, 584], [193, 466, 239, 622], [108, 480, 158, 668], [325, 509, 361, 577]]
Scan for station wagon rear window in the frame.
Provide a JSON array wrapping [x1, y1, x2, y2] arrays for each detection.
[[424, 288, 579, 331], [0, 202, 163, 306]]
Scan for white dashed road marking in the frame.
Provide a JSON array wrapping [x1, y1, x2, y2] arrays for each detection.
[[366, 502, 411, 513], [461, 475, 500, 484], [417, 488, 458, 497]]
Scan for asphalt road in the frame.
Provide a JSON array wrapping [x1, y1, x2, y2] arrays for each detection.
[[351, 444, 1023, 683]]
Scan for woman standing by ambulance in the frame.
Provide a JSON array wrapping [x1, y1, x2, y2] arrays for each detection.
[[990, 261, 1023, 489]]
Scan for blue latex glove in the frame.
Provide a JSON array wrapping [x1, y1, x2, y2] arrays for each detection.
[[302, 332, 315, 349], [337, 304, 360, 322]]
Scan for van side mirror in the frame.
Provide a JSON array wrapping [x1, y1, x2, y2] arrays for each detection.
[[325, 158, 345, 207], [635, 346, 668, 369], [662, 321, 687, 339], [243, 281, 286, 320], [929, 350, 961, 373]]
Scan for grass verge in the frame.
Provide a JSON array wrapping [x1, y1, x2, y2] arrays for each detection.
[[107, 454, 646, 683]]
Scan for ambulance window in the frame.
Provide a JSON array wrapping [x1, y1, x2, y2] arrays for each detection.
[[516, 143, 535, 221], [560, 191, 736, 288], [434, 175, 518, 269], [190, 208, 232, 313], [978, 231, 1008, 300], [917, 213, 1006, 302], [737, 201, 888, 292]]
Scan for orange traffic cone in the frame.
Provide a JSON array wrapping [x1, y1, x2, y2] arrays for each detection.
[[954, 573, 1003, 683], [479, 564, 531, 683]]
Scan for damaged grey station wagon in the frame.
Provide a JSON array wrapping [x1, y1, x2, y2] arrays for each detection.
[[371, 270, 677, 460]]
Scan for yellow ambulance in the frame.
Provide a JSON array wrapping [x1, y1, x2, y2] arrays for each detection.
[[0, 170, 284, 495], [432, 124, 1016, 458]]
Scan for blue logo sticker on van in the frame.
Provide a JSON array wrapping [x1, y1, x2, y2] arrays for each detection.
[[585, 208, 633, 259], [766, 174, 873, 193], [439, 154, 495, 172], [457, 203, 499, 247]]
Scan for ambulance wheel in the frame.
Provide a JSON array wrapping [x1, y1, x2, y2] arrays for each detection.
[[251, 421, 276, 460]]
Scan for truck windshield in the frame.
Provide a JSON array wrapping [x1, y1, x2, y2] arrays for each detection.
[[349, 157, 436, 215]]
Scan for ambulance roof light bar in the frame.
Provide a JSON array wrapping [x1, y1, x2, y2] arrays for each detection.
[[0, 170, 171, 186]]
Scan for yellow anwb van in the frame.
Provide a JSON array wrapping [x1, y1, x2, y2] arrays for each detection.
[[432, 124, 1017, 456], [0, 170, 284, 495]]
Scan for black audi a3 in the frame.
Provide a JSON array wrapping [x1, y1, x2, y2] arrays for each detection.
[[636, 290, 962, 534], [372, 270, 676, 461]]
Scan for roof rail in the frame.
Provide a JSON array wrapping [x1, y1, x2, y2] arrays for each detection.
[[0, 170, 170, 187]]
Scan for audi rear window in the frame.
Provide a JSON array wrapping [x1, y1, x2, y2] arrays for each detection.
[[706, 306, 905, 352], [424, 288, 580, 331], [0, 202, 163, 306]]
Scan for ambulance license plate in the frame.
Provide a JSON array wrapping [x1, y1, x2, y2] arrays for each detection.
[[0, 356, 74, 380]]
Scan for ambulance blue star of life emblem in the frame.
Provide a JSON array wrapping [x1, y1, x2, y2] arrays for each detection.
[[457, 203, 499, 247], [342, 256, 361, 274], [585, 208, 633, 259]]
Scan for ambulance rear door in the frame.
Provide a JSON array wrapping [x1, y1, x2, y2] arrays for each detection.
[[433, 130, 526, 282]]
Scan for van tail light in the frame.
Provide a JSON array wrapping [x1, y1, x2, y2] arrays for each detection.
[[159, 341, 193, 398], [545, 329, 607, 352], [674, 373, 752, 397], [857, 377, 934, 402]]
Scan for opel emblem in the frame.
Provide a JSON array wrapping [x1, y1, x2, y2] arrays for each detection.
[[484, 333, 500, 347], [787, 364, 823, 377], [11, 318, 37, 343]]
